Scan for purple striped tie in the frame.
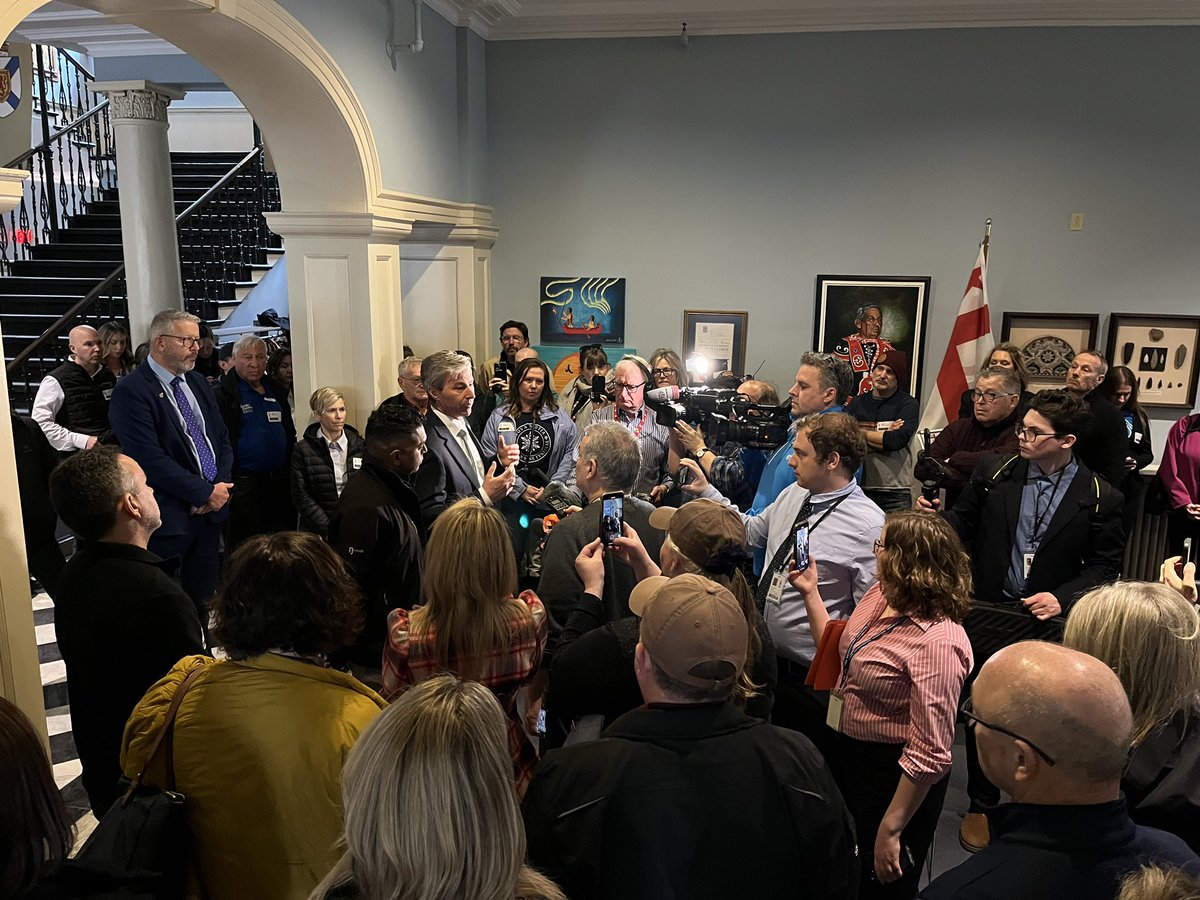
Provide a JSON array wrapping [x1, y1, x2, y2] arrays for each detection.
[[170, 376, 218, 481]]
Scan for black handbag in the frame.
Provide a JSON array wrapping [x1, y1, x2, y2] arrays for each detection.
[[70, 665, 206, 898]]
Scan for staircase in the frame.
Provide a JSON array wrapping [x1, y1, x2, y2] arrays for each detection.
[[2, 150, 282, 413]]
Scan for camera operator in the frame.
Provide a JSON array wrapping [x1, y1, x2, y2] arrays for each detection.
[[673, 379, 781, 510], [913, 366, 1021, 510]]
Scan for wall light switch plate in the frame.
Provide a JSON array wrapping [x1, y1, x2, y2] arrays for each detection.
[[1069, 213, 1085, 231]]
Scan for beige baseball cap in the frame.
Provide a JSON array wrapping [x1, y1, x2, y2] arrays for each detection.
[[630, 574, 748, 691], [648, 499, 747, 569]]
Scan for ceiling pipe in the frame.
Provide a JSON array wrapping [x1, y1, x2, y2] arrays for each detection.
[[384, 0, 424, 67]]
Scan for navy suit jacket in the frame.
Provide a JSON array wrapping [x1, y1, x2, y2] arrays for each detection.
[[411, 410, 496, 527], [109, 363, 234, 538]]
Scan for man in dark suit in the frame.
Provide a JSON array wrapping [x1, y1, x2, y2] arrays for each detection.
[[918, 388, 1124, 852], [411, 349, 518, 527], [109, 309, 234, 622], [49, 446, 204, 813], [1064, 350, 1127, 487]]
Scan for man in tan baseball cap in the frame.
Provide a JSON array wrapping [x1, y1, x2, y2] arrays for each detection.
[[523, 573, 857, 899]]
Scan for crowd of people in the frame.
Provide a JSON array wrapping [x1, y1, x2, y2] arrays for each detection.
[[5, 309, 1200, 899]]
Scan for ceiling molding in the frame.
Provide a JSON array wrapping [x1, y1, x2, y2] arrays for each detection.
[[11, 1, 183, 57], [423, 0, 521, 32]]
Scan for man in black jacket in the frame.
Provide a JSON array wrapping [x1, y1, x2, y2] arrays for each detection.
[[922, 642, 1197, 898], [329, 403, 426, 679], [12, 413, 66, 597], [1065, 350, 1127, 486], [49, 446, 205, 814], [31, 324, 114, 453], [918, 388, 1124, 852], [523, 574, 857, 900], [215, 334, 297, 548]]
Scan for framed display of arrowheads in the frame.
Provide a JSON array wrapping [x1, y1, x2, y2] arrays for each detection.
[[1105, 313, 1200, 409], [1001, 312, 1099, 393], [813, 275, 930, 398]]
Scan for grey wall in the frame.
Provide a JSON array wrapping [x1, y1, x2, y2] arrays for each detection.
[[93, 52, 225, 90], [485, 26, 1200, 456], [281, 0, 484, 202]]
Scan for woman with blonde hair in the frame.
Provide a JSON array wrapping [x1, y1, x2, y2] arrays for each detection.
[[381, 498, 548, 795], [649, 348, 686, 388], [97, 320, 134, 377], [957, 341, 1035, 418], [312, 676, 563, 900], [790, 509, 973, 897], [292, 386, 367, 537], [1065, 581, 1200, 850]]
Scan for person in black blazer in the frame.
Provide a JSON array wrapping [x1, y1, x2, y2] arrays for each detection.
[[919, 388, 1124, 850], [292, 387, 367, 537], [48, 446, 204, 814], [411, 350, 518, 528], [109, 310, 234, 620]]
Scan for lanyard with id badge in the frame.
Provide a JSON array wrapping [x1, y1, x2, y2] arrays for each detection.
[[1021, 466, 1067, 583], [827, 614, 906, 732], [764, 494, 849, 607]]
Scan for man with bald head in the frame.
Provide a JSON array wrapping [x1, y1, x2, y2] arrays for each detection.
[[32, 323, 115, 452], [921, 642, 1197, 899]]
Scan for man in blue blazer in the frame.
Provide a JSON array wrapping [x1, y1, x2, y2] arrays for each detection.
[[109, 309, 234, 624]]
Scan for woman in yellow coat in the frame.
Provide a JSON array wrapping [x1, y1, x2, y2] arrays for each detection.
[[121, 533, 387, 900]]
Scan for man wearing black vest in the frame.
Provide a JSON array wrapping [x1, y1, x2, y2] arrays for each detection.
[[31, 324, 115, 453]]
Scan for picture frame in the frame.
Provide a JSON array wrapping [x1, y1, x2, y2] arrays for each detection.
[[1000, 312, 1100, 392], [813, 275, 930, 398], [539, 276, 626, 345], [536, 345, 637, 394], [681, 310, 749, 378], [1104, 313, 1200, 409]]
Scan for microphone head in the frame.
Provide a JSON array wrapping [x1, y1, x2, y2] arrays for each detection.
[[645, 386, 682, 403]]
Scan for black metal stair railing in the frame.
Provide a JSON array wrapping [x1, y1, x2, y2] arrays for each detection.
[[5, 145, 280, 413], [0, 45, 115, 276]]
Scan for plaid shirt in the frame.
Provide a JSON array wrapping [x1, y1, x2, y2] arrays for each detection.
[[381, 590, 548, 795]]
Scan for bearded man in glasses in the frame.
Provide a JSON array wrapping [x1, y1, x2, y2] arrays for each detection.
[[916, 388, 1123, 854], [110, 309, 234, 628]]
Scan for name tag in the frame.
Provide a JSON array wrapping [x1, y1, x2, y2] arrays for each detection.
[[102, 388, 113, 400], [876, 420, 894, 431], [267, 410, 283, 423], [1023, 552, 1035, 580], [352, 457, 362, 469], [1134, 432, 1143, 442], [240, 403, 254, 414], [827, 692, 844, 731], [766, 570, 787, 606]]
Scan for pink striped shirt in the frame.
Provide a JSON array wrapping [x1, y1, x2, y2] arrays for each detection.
[[836, 583, 973, 784]]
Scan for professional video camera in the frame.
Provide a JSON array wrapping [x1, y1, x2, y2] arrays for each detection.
[[914, 427, 952, 502], [646, 383, 791, 450]]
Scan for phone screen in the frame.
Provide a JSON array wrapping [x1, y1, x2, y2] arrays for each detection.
[[1185, 537, 1195, 566], [493, 361, 508, 381], [600, 493, 624, 545], [536, 709, 547, 735], [793, 520, 810, 572]]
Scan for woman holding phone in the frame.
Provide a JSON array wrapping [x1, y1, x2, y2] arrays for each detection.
[[788, 509, 972, 898]]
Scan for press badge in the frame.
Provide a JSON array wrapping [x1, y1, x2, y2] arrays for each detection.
[[102, 388, 113, 400], [267, 410, 283, 422], [827, 692, 844, 731], [875, 420, 894, 431], [1023, 553, 1035, 580], [352, 458, 362, 469], [766, 570, 787, 606]]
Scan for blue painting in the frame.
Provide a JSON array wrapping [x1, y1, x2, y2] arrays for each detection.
[[539, 276, 626, 345]]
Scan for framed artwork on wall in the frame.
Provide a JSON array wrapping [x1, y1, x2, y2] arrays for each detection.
[[813, 275, 930, 398], [1000, 312, 1100, 392], [682, 310, 748, 377], [537, 344, 637, 394], [539, 276, 626, 345], [1105, 313, 1200, 409]]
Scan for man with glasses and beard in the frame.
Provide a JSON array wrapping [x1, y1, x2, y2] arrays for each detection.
[[109, 309, 235, 624], [917, 388, 1123, 853], [586, 355, 671, 501]]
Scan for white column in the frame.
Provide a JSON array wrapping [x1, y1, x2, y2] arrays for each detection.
[[0, 166, 46, 743], [91, 81, 187, 343]]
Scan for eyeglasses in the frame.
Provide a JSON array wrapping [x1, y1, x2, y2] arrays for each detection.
[[613, 381, 645, 394], [960, 696, 1056, 766], [1014, 425, 1063, 441], [972, 390, 1017, 404], [159, 334, 201, 348], [399, 376, 424, 386], [651, 368, 675, 378], [873, 539, 886, 553]]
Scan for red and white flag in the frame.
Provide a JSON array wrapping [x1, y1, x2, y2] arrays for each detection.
[[917, 243, 992, 435]]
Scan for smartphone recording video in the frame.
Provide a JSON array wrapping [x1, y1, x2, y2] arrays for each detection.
[[793, 520, 810, 572], [600, 492, 624, 545]]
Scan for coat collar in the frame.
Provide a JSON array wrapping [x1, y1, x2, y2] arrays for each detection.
[[602, 700, 762, 745], [989, 798, 1134, 853]]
